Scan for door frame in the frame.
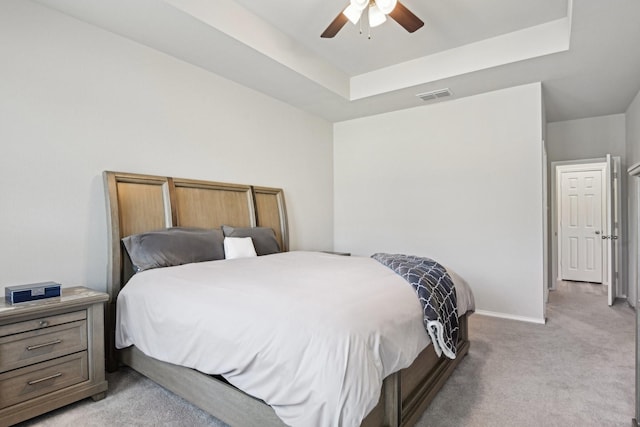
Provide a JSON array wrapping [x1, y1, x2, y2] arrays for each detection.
[[605, 154, 622, 305], [627, 162, 640, 424], [551, 158, 609, 290]]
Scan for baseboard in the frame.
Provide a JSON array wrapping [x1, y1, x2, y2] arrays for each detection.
[[474, 310, 546, 325]]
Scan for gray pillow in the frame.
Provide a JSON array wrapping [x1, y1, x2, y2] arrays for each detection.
[[122, 227, 225, 272], [222, 225, 281, 256]]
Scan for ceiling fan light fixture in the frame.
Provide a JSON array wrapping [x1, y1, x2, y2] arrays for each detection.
[[343, 4, 362, 25], [368, 4, 387, 28], [320, 0, 423, 38], [376, 0, 398, 15]]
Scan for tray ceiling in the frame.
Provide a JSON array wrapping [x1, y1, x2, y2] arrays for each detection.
[[35, 0, 640, 123]]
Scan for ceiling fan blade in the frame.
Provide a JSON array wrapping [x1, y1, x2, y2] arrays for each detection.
[[389, 1, 424, 33], [321, 9, 349, 38]]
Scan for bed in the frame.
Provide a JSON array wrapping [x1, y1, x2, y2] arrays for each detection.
[[103, 170, 473, 427]]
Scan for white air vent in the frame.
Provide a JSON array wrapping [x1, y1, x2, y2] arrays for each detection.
[[416, 88, 453, 102]]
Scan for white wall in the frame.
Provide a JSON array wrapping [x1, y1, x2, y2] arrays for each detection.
[[0, 1, 334, 293], [547, 115, 627, 162], [626, 89, 640, 307], [546, 115, 628, 298], [334, 83, 545, 322]]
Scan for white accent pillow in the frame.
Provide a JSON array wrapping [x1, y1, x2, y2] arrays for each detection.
[[224, 237, 257, 259]]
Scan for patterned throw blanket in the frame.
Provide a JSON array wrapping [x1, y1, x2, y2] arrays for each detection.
[[372, 253, 458, 359]]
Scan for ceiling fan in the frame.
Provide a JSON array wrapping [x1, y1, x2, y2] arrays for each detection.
[[321, 0, 424, 38]]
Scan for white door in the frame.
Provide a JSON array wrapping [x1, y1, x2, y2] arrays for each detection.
[[560, 169, 603, 283]]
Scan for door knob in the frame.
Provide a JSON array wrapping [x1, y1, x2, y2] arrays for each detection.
[[595, 231, 601, 234]]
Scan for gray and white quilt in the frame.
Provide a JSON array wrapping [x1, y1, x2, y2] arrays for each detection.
[[372, 253, 458, 359]]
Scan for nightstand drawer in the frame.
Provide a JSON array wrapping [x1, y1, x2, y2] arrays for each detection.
[[0, 351, 88, 409], [0, 310, 86, 338], [0, 321, 87, 373]]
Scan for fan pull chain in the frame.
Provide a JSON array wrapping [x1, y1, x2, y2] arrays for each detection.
[[364, 11, 370, 39]]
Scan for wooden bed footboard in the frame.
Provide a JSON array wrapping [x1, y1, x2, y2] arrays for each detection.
[[401, 315, 469, 426], [362, 314, 470, 427]]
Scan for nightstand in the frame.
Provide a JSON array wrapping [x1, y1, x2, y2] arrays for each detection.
[[0, 286, 109, 426]]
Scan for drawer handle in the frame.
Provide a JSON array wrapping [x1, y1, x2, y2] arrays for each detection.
[[26, 339, 62, 351], [38, 320, 49, 328], [27, 372, 62, 385]]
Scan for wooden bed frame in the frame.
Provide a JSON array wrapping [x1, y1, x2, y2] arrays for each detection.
[[103, 170, 470, 427]]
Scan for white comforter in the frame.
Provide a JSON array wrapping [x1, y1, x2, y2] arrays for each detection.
[[116, 251, 474, 427]]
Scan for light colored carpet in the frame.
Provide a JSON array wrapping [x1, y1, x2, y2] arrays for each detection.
[[18, 282, 635, 427], [419, 281, 635, 427]]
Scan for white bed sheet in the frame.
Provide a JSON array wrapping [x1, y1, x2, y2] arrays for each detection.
[[116, 251, 474, 427]]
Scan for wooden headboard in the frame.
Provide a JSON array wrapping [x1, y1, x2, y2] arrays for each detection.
[[103, 171, 288, 369]]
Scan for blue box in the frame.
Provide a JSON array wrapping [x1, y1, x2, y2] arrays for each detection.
[[5, 282, 61, 304]]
